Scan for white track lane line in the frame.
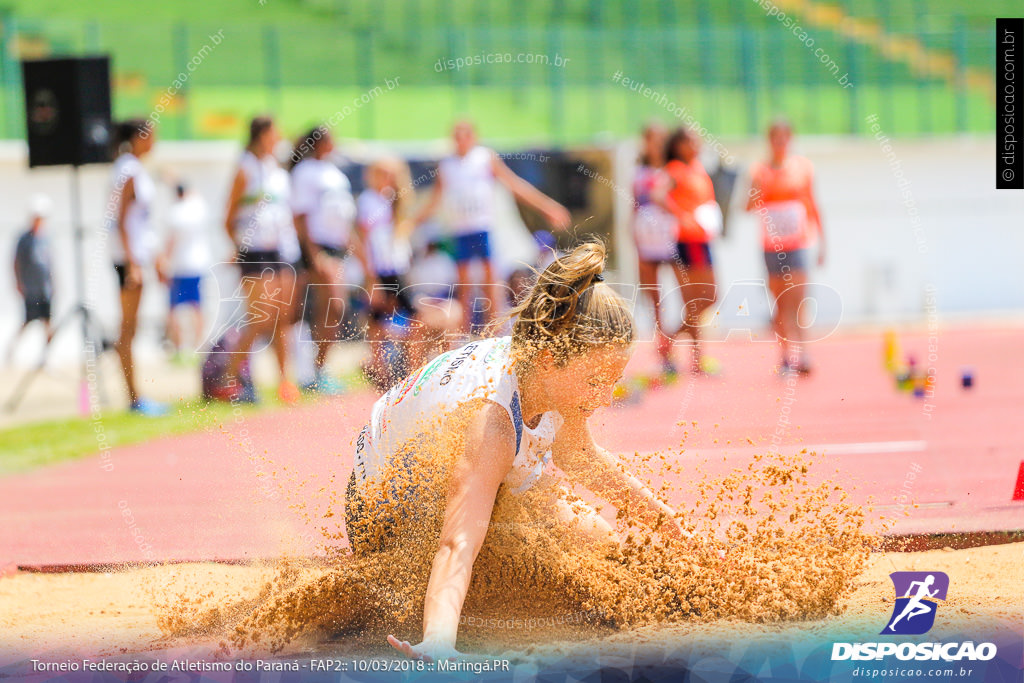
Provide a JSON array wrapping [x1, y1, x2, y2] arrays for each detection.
[[665, 440, 928, 458], [802, 440, 928, 455]]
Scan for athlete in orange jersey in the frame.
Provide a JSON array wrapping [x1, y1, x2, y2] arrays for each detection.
[[746, 119, 826, 374], [654, 127, 722, 374]]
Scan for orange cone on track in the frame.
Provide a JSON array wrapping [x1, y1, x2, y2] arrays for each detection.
[[1013, 462, 1024, 501]]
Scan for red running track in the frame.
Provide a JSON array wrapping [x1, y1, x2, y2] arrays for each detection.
[[1, 323, 1021, 567]]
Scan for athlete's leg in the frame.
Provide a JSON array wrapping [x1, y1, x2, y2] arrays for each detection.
[[766, 273, 791, 366], [683, 263, 716, 366], [311, 256, 344, 373], [116, 281, 143, 404], [5, 321, 29, 364], [637, 259, 668, 358], [269, 268, 296, 387], [226, 270, 275, 380], [481, 258, 500, 328], [166, 302, 182, 353], [188, 302, 204, 352], [786, 267, 811, 371], [455, 260, 473, 332]]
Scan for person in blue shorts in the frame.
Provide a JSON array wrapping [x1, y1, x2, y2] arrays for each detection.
[[409, 120, 571, 332], [158, 183, 211, 360]]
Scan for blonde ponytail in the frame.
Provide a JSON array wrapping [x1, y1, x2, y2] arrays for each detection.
[[506, 239, 633, 366]]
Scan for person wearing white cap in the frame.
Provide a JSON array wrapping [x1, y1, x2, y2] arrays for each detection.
[[7, 193, 54, 363]]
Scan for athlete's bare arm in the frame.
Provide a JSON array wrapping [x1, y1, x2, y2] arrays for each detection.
[[491, 154, 571, 229], [387, 400, 516, 662], [550, 415, 689, 540], [117, 176, 142, 288], [805, 168, 826, 265], [349, 224, 374, 289], [224, 168, 246, 250]]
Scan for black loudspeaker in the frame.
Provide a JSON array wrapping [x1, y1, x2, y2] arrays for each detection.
[[22, 56, 112, 168]]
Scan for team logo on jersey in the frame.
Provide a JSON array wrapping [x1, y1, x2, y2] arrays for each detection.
[[482, 337, 509, 363], [882, 571, 949, 635], [392, 352, 452, 405], [411, 354, 449, 395]]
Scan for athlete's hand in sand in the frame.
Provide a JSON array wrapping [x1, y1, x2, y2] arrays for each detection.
[[387, 635, 461, 662]]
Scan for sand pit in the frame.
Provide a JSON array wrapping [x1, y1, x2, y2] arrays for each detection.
[[0, 543, 1019, 664]]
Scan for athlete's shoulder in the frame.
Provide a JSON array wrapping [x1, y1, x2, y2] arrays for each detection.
[[237, 150, 260, 176], [287, 161, 311, 189], [291, 157, 315, 175], [114, 152, 141, 174]]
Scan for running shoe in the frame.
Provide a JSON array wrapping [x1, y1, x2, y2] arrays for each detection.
[[278, 380, 301, 405], [316, 374, 345, 395], [129, 398, 168, 417], [777, 357, 812, 376], [302, 371, 345, 396]]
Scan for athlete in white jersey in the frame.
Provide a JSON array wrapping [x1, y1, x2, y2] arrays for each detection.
[[288, 126, 363, 391], [223, 117, 300, 405], [158, 183, 211, 357], [410, 120, 572, 332], [106, 119, 165, 416], [631, 123, 678, 371], [342, 242, 691, 662], [231, 150, 293, 263], [354, 336, 563, 496], [108, 153, 157, 270], [437, 145, 496, 238], [358, 157, 460, 391]]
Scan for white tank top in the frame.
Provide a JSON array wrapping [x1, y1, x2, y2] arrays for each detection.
[[233, 151, 294, 253], [438, 145, 496, 235], [290, 158, 356, 250], [632, 164, 677, 261], [357, 188, 411, 277], [107, 153, 157, 266], [167, 194, 211, 276], [355, 336, 563, 496]]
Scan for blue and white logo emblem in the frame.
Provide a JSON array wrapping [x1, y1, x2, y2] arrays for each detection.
[[882, 571, 949, 635]]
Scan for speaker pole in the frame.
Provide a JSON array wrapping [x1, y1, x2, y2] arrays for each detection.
[[70, 165, 91, 414]]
